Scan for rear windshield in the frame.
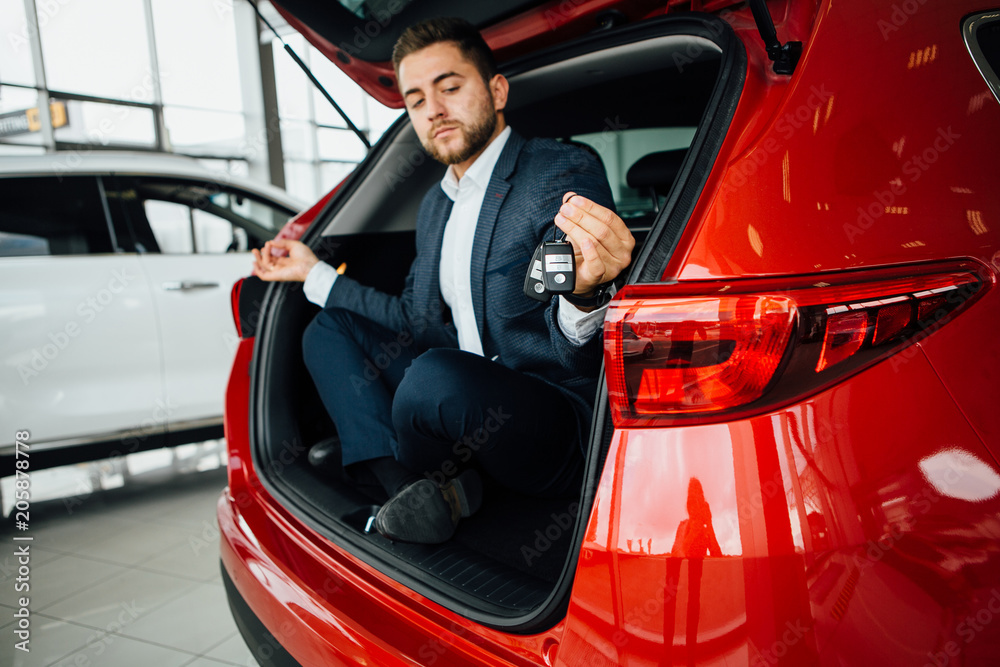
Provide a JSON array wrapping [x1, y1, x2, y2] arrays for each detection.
[[571, 127, 695, 221]]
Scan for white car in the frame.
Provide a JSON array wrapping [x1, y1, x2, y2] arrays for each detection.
[[621, 327, 655, 358], [0, 152, 305, 467]]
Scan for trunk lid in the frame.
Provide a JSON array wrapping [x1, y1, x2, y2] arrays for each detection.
[[270, 0, 747, 106]]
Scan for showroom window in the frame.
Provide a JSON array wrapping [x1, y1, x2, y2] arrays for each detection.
[[0, 0, 401, 200], [0, 176, 116, 257], [40, 0, 154, 101], [0, 0, 36, 89], [152, 0, 249, 157], [272, 32, 402, 202]]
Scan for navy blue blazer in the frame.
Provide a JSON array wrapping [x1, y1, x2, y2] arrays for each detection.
[[323, 129, 616, 447]]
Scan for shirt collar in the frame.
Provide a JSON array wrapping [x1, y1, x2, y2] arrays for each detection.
[[440, 125, 512, 201]]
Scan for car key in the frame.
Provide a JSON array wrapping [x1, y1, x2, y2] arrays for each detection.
[[541, 236, 575, 294], [523, 241, 549, 301]]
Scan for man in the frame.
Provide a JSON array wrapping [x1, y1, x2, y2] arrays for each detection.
[[253, 18, 634, 544]]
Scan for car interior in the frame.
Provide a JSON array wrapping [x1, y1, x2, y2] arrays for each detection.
[[0, 176, 114, 257], [250, 22, 733, 631], [106, 178, 291, 254]]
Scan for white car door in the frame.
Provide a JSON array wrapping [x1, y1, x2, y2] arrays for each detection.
[[108, 177, 293, 433], [0, 175, 164, 456]]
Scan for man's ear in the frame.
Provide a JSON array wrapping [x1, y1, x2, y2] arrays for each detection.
[[490, 74, 509, 112]]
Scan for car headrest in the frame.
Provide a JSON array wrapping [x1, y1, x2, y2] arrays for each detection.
[[626, 149, 688, 195]]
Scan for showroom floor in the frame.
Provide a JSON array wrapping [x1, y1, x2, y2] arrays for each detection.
[[1, 441, 261, 667]]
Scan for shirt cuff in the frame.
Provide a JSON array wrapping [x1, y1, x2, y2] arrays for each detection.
[[303, 261, 338, 307], [557, 287, 615, 345]]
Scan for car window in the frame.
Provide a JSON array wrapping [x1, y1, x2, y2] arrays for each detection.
[[108, 177, 292, 254], [194, 210, 249, 253], [977, 19, 1000, 69], [0, 176, 115, 257], [966, 12, 1000, 104], [144, 200, 195, 253], [570, 127, 696, 221], [228, 193, 290, 232], [142, 200, 250, 254]]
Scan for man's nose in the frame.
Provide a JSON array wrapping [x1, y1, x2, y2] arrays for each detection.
[[425, 93, 445, 120]]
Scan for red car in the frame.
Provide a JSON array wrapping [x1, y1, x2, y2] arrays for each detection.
[[219, 1, 1000, 665]]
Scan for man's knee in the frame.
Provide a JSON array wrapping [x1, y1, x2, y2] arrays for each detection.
[[393, 349, 473, 427], [401, 349, 476, 391]]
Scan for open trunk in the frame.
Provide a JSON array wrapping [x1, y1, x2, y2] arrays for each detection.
[[248, 14, 745, 633]]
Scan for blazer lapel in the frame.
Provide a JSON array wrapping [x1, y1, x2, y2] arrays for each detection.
[[417, 190, 453, 320], [470, 130, 526, 343]]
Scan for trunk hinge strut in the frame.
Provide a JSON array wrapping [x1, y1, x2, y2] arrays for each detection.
[[248, 0, 372, 152], [748, 0, 802, 75]]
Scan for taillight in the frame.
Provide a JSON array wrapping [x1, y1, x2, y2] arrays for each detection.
[[230, 276, 270, 339], [604, 260, 991, 427], [230, 277, 245, 338]]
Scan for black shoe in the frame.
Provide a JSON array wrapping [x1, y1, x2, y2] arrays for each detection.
[[308, 438, 381, 488], [373, 470, 483, 544], [307, 437, 342, 473]]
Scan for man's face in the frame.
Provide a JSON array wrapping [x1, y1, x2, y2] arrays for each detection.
[[398, 42, 505, 168]]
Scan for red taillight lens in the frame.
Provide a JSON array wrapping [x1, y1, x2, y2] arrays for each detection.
[[231, 277, 244, 338], [816, 311, 868, 372], [872, 302, 911, 346], [609, 296, 795, 416], [604, 261, 990, 426]]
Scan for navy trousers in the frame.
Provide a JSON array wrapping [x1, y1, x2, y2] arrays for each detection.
[[302, 308, 583, 497]]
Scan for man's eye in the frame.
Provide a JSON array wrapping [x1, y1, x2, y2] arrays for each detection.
[[410, 99, 424, 109], [445, 87, 459, 93]]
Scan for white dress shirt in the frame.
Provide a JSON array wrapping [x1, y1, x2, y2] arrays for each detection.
[[303, 127, 610, 353]]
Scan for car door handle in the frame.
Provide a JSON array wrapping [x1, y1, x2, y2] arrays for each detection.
[[162, 281, 220, 291]]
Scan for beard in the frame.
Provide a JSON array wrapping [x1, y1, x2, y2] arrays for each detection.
[[422, 96, 498, 166]]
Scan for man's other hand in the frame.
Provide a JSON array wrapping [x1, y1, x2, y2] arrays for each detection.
[[554, 192, 635, 296], [252, 239, 319, 282]]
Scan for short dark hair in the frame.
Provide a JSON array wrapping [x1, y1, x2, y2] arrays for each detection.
[[392, 17, 498, 86]]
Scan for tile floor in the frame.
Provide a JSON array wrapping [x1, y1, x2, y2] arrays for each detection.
[[1, 441, 262, 667]]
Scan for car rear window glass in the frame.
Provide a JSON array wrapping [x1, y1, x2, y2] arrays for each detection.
[[966, 12, 1000, 104], [571, 127, 695, 222], [0, 176, 114, 257], [977, 20, 1000, 77]]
